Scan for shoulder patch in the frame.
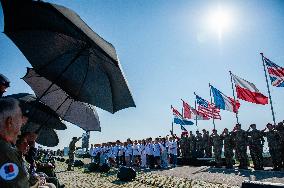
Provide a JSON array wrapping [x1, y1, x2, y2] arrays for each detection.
[[0, 163, 19, 181]]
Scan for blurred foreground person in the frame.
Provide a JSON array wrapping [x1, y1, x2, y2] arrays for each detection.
[[0, 73, 10, 97], [67, 137, 81, 171], [0, 98, 29, 187]]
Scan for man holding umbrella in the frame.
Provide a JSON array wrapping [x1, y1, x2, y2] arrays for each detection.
[[67, 137, 81, 171]]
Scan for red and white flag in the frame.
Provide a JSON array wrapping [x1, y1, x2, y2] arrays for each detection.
[[231, 73, 268, 105], [182, 100, 192, 119]]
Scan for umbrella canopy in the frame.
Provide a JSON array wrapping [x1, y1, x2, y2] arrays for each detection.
[[23, 68, 101, 131], [1, 0, 136, 113], [23, 122, 59, 147], [5, 93, 67, 130]]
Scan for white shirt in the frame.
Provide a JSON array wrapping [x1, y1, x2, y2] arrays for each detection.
[[153, 143, 161, 157], [170, 141, 178, 155], [145, 143, 153, 155], [132, 144, 140, 156], [125, 144, 133, 157], [118, 146, 124, 157]]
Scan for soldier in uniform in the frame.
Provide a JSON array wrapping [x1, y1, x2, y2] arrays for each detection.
[[275, 121, 284, 169], [0, 98, 30, 188], [195, 131, 203, 158], [247, 124, 264, 170], [179, 134, 187, 159], [220, 128, 234, 169], [232, 124, 249, 169], [210, 129, 223, 168], [67, 137, 82, 171], [189, 131, 196, 159], [263, 123, 282, 170], [202, 129, 211, 158]]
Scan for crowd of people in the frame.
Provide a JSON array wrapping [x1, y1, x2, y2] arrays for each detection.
[[87, 122, 284, 171], [0, 74, 63, 188], [88, 136, 178, 169], [179, 123, 284, 170]]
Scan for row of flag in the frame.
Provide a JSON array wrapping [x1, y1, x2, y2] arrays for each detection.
[[171, 54, 284, 132]]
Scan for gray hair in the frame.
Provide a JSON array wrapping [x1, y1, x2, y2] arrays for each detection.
[[0, 98, 20, 129]]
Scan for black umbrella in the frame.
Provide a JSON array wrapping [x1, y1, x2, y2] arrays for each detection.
[[23, 68, 101, 131], [1, 0, 136, 113], [5, 93, 67, 130], [23, 122, 59, 147]]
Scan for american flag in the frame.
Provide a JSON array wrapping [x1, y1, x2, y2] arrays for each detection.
[[196, 95, 221, 119], [264, 57, 284, 87]]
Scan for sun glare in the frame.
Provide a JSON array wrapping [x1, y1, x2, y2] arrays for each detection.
[[207, 7, 232, 39]]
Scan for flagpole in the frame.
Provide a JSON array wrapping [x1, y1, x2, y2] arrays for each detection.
[[260, 53, 276, 125], [229, 71, 239, 124], [209, 83, 216, 129], [194, 92, 198, 129]]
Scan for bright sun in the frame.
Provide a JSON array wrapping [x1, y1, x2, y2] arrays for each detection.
[[207, 7, 232, 39]]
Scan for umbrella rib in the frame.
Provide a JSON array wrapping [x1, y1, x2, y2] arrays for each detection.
[[76, 49, 90, 97], [36, 46, 88, 101]]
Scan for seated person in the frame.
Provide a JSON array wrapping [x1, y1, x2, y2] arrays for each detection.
[[16, 134, 58, 188]]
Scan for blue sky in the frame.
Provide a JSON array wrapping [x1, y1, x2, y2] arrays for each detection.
[[1, 0, 284, 149]]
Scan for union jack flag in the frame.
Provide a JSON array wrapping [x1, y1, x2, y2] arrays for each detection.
[[196, 95, 221, 119], [264, 57, 284, 87]]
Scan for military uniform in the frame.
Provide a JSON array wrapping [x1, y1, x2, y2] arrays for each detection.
[[232, 129, 248, 169], [189, 133, 196, 158], [203, 132, 211, 158], [0, 138, 29, 188], [195, 133, 204, 158], [210, 133, 223, 167], [247, 129, 264, 170], [68, 138, 79, 170], [263, 129, 282, 170], [179, 136, 187, 158], [221, 132, 234, 169]]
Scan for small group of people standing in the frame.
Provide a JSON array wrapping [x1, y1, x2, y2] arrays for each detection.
[[89, 136, 179, 169], [179, 122, 284, 171]]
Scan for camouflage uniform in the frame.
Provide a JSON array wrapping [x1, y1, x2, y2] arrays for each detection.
[[276, 123, 284, 168], [189, 133, 196, 158], [203, 131, 212, 158], [179, 136, 187, 158], [221, 132, 234, 168], [68, 137, 80, 170], [195, 133, 204, 158], [247, 129, 264, 170], [232, 129, 248, 169], [210, 132, 223, 167], [263, 129, 282, 170]]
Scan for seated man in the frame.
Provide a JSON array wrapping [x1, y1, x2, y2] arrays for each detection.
[[0, 98, 29, 187], [16, 134, 56, 188]]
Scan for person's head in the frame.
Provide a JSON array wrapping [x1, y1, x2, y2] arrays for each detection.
[[212, 129, 217, 134], [0, 74, 10, 97], [223, 128, 228, 134], [202, 129, 206, 133], [0, 98, 27, 144], [235, 123, 241, 130], [250, 124, 256, 130], [16, 134, 29, 155], [266, 123, 273, 130]]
